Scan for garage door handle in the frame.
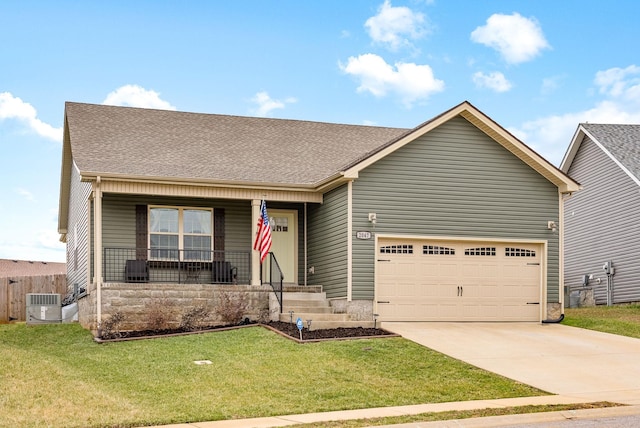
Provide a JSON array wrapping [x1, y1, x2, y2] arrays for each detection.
[[527, 263, 540, 266], [377, 301, 390, 304], [377, 259, 391, 262], [526, 302, 540, 305]]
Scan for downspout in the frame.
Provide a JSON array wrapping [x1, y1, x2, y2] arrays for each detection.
[[94, 176, 103, 335], [543, 191, 568, 324]]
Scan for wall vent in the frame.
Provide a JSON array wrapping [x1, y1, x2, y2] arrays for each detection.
[[26, 293, 62, 325]]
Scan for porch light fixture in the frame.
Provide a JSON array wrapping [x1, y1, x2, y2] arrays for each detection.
[[368, 213, 377, 224], [547, 220, 557, 232]]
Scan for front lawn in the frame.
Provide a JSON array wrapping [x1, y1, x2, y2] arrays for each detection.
[[0, 323, 544, 428], [564, 304, 640, 338]]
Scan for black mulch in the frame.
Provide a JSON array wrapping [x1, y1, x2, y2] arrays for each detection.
[[264, 321, 395, 341], [98, 320, 396, 342]]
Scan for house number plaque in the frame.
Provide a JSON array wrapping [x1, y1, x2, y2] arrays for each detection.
[[356, 231, 372, 240]]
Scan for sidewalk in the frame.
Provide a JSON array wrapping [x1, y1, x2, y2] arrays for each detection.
[[143, 394, 626, 428]]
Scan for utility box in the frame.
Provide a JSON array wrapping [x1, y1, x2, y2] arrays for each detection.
[[26, 293, 62, 325]]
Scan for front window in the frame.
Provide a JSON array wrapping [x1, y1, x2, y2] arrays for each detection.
[[149, 207, 212, 261]]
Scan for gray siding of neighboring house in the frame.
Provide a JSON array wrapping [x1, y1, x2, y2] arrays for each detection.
[[307, 185, 348, 298], [565, 136, 640, 304], [352, 116, 560, 301], [66, 164, 92, 291]]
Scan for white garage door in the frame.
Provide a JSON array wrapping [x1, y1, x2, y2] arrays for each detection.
[[376, 238, 542, 322]]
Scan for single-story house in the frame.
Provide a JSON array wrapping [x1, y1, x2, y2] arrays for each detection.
[[561, 123, 640, 305], [58, 100, 579, 334]]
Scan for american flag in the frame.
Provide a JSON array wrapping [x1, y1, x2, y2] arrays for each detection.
[[253, 200, 272, 263]]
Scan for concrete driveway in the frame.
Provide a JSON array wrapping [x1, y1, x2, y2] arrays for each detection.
[[381, 322, 640, 405]]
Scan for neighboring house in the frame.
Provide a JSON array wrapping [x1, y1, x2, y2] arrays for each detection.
[[58, 101, 579, 334], [0, 259, 66, 277], [561, 124, 640, 305]]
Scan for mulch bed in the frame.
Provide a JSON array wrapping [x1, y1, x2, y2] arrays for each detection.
[[96, 320, 398, 343]]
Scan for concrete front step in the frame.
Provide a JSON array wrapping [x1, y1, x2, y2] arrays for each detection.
[[279, 311, 349, 322], [276, 289, 375, 330], [306, 320, 376, 330], [282, 291, 327, 301], [282, 305, 333, 314]]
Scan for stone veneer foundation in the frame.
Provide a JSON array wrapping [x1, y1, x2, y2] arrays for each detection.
[[78, 282, 272, 335]]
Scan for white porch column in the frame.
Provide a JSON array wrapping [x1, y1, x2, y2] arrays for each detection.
[[94, 177, 103, 331], [251, 199, 261, 286]]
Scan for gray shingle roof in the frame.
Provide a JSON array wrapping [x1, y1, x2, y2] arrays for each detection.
[[65, 102, 408, 186], [582, 123, 640, 180]]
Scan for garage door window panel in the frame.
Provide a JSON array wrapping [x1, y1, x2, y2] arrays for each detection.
[[423, 245, 456, 255], [505, 247, 536, 257], [380, 245, 413, 254], [465, 247, 496, 256]]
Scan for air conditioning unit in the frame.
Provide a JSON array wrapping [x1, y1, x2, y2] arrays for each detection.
[[26, 293, 62, 325]]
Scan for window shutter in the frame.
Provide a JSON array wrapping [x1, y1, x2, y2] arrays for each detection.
[[214, 208, 225, 260], [135, 205, 147, 260]]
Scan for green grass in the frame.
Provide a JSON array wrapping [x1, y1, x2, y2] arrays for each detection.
[[0, 323, 544, 428], [564, 304, 640, 338], [286, 402, 619, 428]]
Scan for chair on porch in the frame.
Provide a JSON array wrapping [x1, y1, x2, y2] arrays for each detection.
[[125, 260, 149, 283], [212, 260, 237, 284]]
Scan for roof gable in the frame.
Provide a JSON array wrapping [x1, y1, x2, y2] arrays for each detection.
[[344, 101, 580, 193], [561, 124, 640, 187]]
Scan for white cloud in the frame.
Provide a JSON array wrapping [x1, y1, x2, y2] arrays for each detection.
[[594, 65, 640, 99], [471, 13, 550, 64], [365, 0, 428, 51], [16, 188, 35, 202], [0, 92, 62, 141], [340, 53, 444, 107], [510, 65, 640, 166], [102, 85, 176, 110], [472, 71, 512, 92], [250, 91, 297, 117]]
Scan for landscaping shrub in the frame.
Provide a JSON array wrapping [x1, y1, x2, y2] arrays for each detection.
[[100, 312, 125, 339], [145, 298, 176, 331], [216, 290, 248, 325], [180, 305, 210, 331]]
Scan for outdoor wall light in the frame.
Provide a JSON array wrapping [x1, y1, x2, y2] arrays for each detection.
[[547, 220, 557, 232], [368, 213, 377, 224]]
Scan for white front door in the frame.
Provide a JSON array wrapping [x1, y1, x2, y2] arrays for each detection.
[[267, 209, 297, 283]]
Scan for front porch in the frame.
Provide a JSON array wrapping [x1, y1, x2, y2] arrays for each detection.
[[103, 248, 252, 285]]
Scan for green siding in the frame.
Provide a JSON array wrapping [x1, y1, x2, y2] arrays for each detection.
[[352, 116, 560, 301], [308, 185, 348, 298], [101, 195, 253, 254]]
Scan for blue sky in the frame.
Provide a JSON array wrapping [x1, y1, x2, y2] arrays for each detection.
[[1, 0, 639, 263]]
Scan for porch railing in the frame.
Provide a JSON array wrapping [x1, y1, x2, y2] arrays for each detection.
[[266, 252, 284, 313], [103, 248, 251, 284]]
